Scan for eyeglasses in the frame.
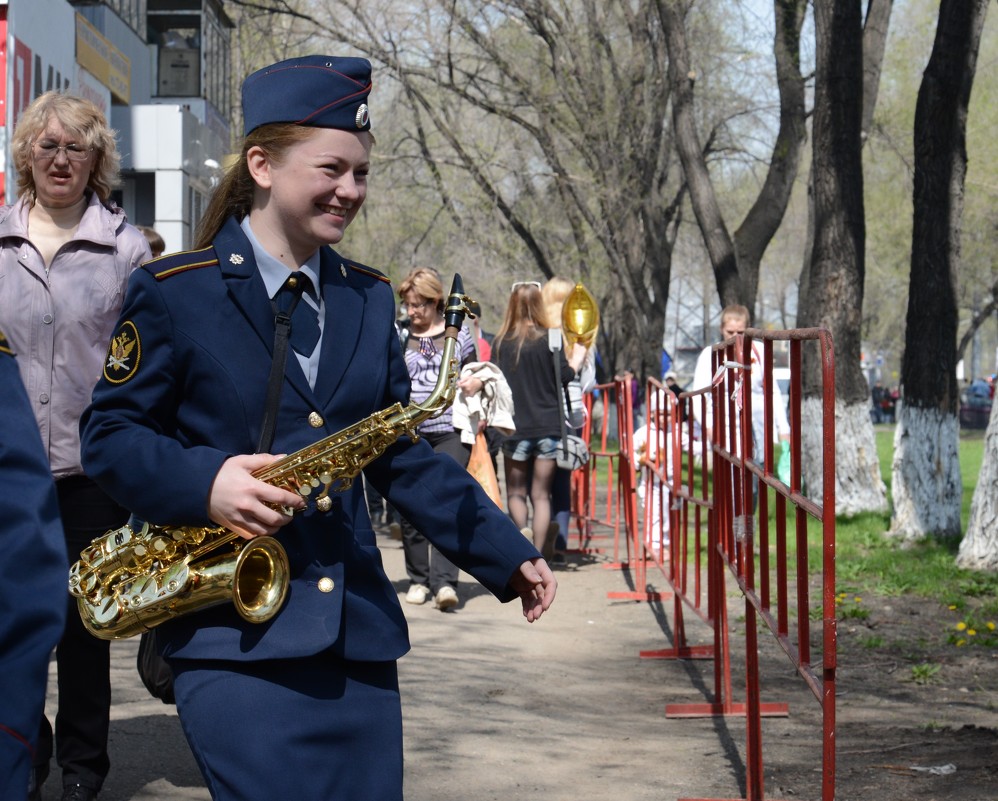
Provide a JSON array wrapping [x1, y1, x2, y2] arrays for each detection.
[[32, 141, 92, 162], [403, 300, 432, 312], [511, 281, 541, 292]]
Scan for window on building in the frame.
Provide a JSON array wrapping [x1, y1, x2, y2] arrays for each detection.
[[147, 0, 232, 118]]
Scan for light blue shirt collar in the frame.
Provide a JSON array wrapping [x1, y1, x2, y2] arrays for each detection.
[[240, 217, 322, 301], [240, 217, 324, 388]]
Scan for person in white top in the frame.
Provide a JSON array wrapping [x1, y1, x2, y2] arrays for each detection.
[[691, 305, 790, 461], [632, 388, 673, 554]]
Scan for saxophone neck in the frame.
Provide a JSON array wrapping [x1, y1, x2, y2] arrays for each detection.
[[401, 274, 479, 424]]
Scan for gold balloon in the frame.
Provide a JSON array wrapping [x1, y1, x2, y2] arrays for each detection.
[[562, 283, 600, 348]]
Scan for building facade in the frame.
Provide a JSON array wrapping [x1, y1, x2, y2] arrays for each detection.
[[0, 0, 232, 251]]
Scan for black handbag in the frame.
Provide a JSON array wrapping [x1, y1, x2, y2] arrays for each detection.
[[136, 628, 175, 704]]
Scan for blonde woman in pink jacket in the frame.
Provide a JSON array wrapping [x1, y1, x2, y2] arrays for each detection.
[[0, 91, 150, 801]]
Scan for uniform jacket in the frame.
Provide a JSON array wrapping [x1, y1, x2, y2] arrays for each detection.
[[80, 216, 538, 663], [0, 329, 67, 798], [0, 192, 151, 478]]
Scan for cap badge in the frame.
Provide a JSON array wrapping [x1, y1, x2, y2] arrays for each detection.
[[355, 103, 370, 129], [229, 253, 244, 265]]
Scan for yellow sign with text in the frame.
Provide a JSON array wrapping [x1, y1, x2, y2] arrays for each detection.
[[75, 15, 130, 103]]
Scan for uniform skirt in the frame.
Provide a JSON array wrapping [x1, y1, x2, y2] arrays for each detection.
[[171, 652, 403, 800]]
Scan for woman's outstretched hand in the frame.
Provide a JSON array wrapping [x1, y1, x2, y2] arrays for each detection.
[[510, 558, 557, 622]]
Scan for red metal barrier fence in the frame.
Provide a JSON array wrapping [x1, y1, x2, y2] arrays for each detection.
[[568, 381, 632, 564], [606, 328, 837, 801]]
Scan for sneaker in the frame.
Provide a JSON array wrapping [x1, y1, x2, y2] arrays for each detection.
[[405, 584, 430, 605], [61, 785, 99, 801], [388, 522, 402, 541], [434, 585, 459, 610]]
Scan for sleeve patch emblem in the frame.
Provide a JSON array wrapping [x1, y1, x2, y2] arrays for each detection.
[[103, 321, 141, 384]]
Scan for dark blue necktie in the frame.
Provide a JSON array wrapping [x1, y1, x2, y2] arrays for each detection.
[[276, 273, 320, 356]]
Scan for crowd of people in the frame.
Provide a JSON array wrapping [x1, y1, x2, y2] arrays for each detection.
[[1, 55, 772, 801]]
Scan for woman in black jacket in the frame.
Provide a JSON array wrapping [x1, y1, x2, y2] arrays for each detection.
[[493, 281, 586, 557]]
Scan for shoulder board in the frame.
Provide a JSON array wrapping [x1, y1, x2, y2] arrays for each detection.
[[346, 262, 391, 284], [146, 247, 220, 281], [0, 327, 12, 356]]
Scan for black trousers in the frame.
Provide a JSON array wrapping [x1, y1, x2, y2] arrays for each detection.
[[400, 430, 470, 592], [35, 476, 127, 791]]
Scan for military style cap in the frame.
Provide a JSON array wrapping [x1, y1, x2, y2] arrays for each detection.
[[242, 56, 372, 136]]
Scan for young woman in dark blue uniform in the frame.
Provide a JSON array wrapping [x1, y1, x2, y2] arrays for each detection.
[[0, 328, 67, 801], [79, 56, 556, 801]]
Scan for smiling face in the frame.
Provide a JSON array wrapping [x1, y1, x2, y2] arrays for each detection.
[[30, 115, 94, 209], [247, 126, 371, 264]]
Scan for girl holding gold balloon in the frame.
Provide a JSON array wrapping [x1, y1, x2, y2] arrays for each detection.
[[541, 278, 598, 562], [493, 280, 596, 559]]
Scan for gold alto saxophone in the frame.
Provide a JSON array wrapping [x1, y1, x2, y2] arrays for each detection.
[[70, 275, 480, 640]]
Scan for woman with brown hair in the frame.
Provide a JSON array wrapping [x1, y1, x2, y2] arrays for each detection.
[[493, 281, 586, 557], [396, 266, 479, 609], [79, 56, 555, 801], [0, 91, 151, 801]]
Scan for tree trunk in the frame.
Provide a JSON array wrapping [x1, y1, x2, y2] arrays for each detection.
[[860, 0, 893, 138], [798, 0, 887, 515], [891, 408, 961, 540], [732, 0, 808, 308], [658, 0, 807, 313], [959, 401, 998, 569], [891, 0, 988, 543], [658, 0, 741, 307], [802, 398, 886, 515]]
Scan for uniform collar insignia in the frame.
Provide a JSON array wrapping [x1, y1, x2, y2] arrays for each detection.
[[230, 253, 245, 265]]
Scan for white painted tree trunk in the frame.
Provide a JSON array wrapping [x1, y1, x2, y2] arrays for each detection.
[[801, 398, 887, 516], [888, 406, 961, 542], [957, 401, 998, 570]]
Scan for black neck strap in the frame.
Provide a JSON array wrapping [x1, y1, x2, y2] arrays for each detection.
[[258, 289, 302, 453]]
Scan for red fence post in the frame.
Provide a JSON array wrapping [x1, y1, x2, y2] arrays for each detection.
[[674, 328, 837, 801]]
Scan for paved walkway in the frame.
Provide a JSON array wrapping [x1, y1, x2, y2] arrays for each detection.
[[39, 528, 763, 801]]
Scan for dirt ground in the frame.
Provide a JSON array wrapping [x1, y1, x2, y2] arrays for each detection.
[[391, 529, 998, 801], [43, 529, 997, 801], [395, 538, 998, 801], [767, 581, 998, 801]]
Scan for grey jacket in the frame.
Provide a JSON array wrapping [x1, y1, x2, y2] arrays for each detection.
[[0, 192, 151, 477]]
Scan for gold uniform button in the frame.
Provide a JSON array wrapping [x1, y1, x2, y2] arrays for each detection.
[[317, 577, 334, 593], [308, 411, 324, 428]]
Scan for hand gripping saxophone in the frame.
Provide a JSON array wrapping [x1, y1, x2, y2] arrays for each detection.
[[70, 275, 480, 640]]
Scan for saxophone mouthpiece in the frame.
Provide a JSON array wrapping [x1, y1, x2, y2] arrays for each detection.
[[445, 273, 480, 327]]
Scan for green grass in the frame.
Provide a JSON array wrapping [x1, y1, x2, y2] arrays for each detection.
[[821, 428, 998, 605], [909, 663, 942, 685], [604, 422, 998, 608]]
